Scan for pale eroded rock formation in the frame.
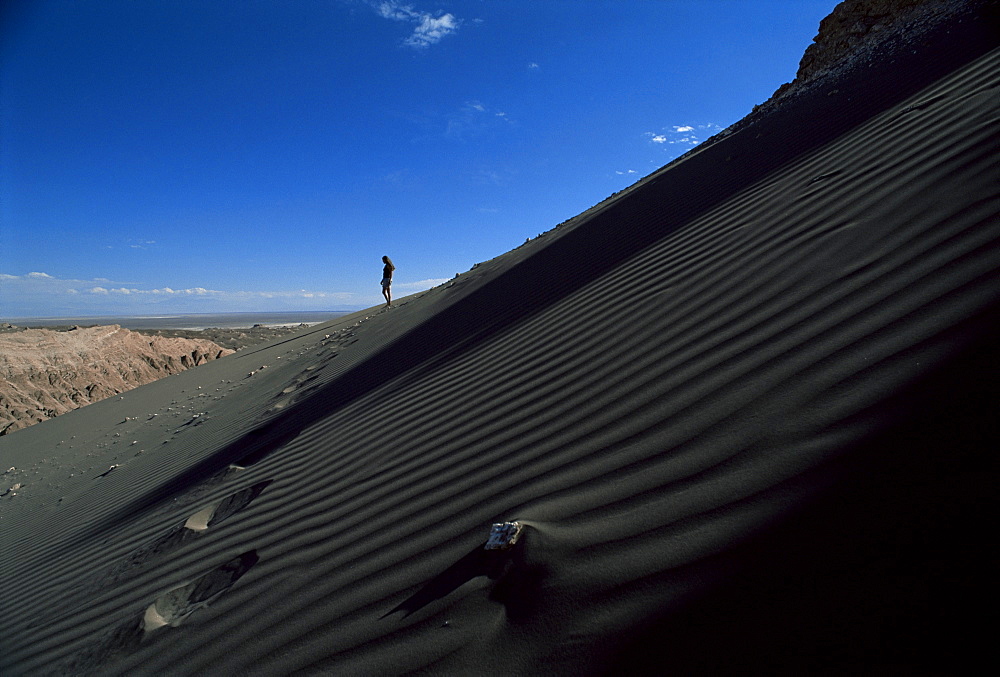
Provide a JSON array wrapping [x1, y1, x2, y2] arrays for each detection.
[[0, 325, 232, 435]]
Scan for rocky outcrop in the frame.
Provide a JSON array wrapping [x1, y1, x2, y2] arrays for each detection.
[[772, 0, 975, 99], [0, 325, 233, 435]]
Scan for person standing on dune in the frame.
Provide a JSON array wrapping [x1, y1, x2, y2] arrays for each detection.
[[381, 255, 395, 307]]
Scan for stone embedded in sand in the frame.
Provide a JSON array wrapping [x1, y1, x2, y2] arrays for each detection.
[[484, 521, 524, 550]]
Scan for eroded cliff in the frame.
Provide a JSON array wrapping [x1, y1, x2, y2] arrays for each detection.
[[0, 325, 232, 435]]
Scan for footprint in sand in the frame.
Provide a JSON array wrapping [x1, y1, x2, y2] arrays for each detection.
[[897, 93, 948, 115], [270, 398, 293, 412], [227, 422, 301, 471], [183, 480, 272, 531], [807, 169, 844, 185], [269, 369, 326, 412], [143, 550, 259, 630], [112, 481, 272, 578], [83, 498, 265, 668]]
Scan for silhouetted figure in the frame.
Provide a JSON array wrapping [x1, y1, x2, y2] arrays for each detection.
[[381, 255, 395, 307]]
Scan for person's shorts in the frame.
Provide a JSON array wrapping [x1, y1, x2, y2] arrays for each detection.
[[381, 277, 392, 288]]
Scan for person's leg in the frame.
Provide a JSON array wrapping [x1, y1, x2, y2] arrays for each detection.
[[386, 284, 392, 307]]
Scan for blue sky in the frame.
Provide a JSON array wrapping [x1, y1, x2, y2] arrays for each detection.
[[1, 0, 837, 318]]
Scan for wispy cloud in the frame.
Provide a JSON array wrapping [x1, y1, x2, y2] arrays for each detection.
[[470, 164, 516, 187], [233, 290, 354, 301], [97, 238, 159, 251], [444, 100, 512, 140], [645, 123, 723, 150], [85, 286, 220, 296], [372, 1, 461, 48], [398, 278, 450, 290], [0, 272, 355, 315]]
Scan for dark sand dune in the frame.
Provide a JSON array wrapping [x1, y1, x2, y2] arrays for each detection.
[[1, 3, 997, 674]]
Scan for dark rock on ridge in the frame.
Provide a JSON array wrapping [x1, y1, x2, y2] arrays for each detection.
[[772, 0, 993, 99]]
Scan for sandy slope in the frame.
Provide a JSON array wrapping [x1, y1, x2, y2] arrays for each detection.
[[1, 3, 997, 674]]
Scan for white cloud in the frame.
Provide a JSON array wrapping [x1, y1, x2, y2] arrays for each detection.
[[376, 1, 412, 21], [444, 101, 510, 140], [373, 1, 461, 48], [647, 123, 724, 153], [0, 272, 367, 317], [528, 62, 539, 69], [398, 278, 450, 290], [234, 290, 354, 301], [2, 273, 350, 303], [407, 12, 459, 47], [82, 285, 219, 296]]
